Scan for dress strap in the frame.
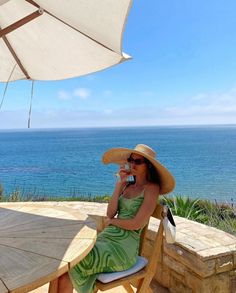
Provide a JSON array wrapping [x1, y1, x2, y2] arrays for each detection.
[[120, 184, 128, 195]]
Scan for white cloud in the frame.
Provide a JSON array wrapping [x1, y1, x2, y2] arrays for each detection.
[[186, 88, 236, 115], [2, 87, 236, 129], [58, 90, 70, 100], [1, 102, 236, 129], [190, 88, 236, 104], [73, 88, 91, 99], [57, 88, 91, 101]]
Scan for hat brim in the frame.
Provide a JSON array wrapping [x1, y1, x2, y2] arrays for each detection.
[[102, 147, 175, 195]]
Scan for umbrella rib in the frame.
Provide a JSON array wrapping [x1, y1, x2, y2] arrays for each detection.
[[1, 34, 30, 80], [0, 10, 43, 38], [25, 0, 120, 55]]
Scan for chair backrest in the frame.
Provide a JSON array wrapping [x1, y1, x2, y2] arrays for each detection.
[[139, 204, 164, 272]]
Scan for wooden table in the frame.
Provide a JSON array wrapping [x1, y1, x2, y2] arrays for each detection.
[[0, 203, 97, 293]]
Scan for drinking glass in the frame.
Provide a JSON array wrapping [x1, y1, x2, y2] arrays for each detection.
[[115, 163, 134, 182]]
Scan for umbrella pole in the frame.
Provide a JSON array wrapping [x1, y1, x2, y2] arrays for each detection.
[[28, 81, 34, 129]]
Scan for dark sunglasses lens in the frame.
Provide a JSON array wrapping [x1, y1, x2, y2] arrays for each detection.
[[127, 158, 144, 165], [135, 159, 145, 165]]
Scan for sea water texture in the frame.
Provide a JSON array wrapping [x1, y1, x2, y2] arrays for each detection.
[[0, 126, 235, 203]]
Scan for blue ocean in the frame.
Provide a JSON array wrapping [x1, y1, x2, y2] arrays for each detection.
[[0, 125, 235, 203]]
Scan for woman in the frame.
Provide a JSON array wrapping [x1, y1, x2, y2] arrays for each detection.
[[57, 144, 175, 293]]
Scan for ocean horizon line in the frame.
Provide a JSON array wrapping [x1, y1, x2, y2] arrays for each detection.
[[0, 123, 236, 132]]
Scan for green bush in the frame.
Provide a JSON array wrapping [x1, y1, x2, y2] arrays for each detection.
[[162, 195, 236, 236], [162, 195, 203, 221], [195, 199, 236, 235]]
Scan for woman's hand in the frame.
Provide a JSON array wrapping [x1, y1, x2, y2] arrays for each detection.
[[104, 217, 113, 227], [117, 164, 131, 184]]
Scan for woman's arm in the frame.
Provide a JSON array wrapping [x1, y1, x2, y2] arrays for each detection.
[[106, 165, 130, 218], [107, 183, 159, 230], [106, 181, 126, 218]]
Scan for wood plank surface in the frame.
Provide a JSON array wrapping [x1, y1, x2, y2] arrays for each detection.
[[0, 280, 8, 293], [0, 221, 96, 239], [0, 244, 68, 293], [0, 203, 97, 293], [0, 237, 96, 267]]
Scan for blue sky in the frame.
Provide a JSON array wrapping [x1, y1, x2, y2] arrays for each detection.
[[1, 0, 236, 129]]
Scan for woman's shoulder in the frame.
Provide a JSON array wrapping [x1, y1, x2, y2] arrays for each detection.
[[144, 182, 160, 195]]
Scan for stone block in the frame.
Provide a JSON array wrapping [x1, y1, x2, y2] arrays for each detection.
[[198, 246, 232, 259], [185, 270, 206, 293], [185, 271, 230, 293], [230, 277, 236, 293], [175, 234, 212, 252], [164, 244, 216, 277], [216, 255, 234, 274], [230, 270, 236, 277], [211, 272, 230, 293], [169, 271, 192, 293], [163, 254, 186, 276]]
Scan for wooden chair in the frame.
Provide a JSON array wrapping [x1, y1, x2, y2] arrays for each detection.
[[95, 204, 164, 293]]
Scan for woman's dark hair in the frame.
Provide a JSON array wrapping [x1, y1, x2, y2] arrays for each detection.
[[145, 158, 160, 184]]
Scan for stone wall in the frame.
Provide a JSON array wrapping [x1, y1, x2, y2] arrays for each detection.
[[18, 201, 236, 293], [146, 216, 236, 293]]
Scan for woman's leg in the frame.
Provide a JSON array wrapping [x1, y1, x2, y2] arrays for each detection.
[[57, 273, 73, 293]]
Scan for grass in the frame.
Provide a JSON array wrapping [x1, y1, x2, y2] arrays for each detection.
[[194, 198, 236, 236], [0, 183, 110, 203], [0, 184, 235, 236]]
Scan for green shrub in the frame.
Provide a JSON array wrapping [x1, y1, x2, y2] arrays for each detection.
[[162, 195, 236, 236], [195, 199, 236, 235], [162, 195, 203, 221]]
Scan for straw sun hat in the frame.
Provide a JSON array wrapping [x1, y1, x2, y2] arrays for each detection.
[[102, 144, 175, 195]]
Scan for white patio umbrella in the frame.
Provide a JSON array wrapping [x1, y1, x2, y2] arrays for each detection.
[[0, 0, 132, 82]]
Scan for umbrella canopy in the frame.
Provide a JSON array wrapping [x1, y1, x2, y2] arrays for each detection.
[[0, 0, 132, 82]]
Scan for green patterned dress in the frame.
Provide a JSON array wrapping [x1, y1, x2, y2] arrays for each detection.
[[69, 192, 144, 293]]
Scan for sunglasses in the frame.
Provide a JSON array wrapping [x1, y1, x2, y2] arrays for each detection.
[[127, 157, 146, 165]]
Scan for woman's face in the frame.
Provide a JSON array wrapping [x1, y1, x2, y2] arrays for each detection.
[[128, 154, 147, 176]]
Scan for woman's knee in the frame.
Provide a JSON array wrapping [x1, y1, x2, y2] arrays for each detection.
[[58, 273, 73, 292], [59, 272, 69, 282]]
